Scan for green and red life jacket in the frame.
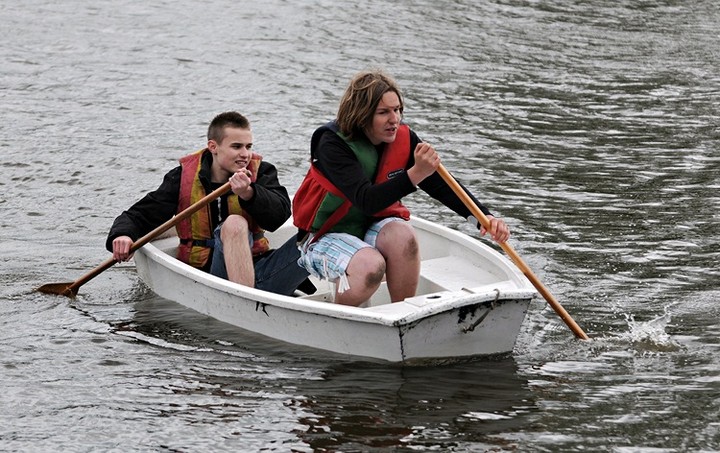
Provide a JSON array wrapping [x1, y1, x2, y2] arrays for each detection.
[[292, 123, 412, 240], [176, 148, 269, 268]]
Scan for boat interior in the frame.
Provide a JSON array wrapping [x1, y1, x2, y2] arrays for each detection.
[[152, 218, 510, 308]]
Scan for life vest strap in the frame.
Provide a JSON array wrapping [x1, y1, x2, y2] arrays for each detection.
[[179, 238, 216, 248]]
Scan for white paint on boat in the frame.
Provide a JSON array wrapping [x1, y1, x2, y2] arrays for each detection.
[[133, 216, 537, 363]]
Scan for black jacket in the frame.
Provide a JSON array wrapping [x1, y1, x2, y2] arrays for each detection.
[[311, 127, 492, 219], [106, 150, 291, 254]]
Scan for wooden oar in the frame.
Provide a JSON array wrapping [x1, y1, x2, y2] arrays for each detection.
[[436, 164, 589, 340], [37, 181, 232, 298]]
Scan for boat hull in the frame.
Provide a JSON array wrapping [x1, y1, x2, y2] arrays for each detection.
[[134, 217, 536, 363]]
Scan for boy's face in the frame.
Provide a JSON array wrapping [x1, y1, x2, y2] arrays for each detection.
[[209, 126, 253, 176]]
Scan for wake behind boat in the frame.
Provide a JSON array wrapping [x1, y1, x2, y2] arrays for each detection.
[[133, 216, 537, 364]]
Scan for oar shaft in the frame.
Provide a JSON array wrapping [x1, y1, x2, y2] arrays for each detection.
[[40, 181, 233, 298], [129, 181, 232, 253], [499, 244, 589, 340], [436, 165, 589, 340], [65, 257, 117, 295]]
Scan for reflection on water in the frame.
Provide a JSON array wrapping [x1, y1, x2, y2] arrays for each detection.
[[120, 294, 535, 451], [286, 360, 533, 451]]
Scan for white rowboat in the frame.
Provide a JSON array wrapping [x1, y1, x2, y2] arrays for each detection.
[[133, 217, 537, 364]]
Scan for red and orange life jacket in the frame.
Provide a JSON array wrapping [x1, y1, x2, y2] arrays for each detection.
[[176, 149, 269, 268]]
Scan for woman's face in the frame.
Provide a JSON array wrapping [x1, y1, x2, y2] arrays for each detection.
[[365, 91, 402, 145]]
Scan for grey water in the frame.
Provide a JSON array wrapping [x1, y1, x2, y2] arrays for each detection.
[[2, 0, 719, 451]]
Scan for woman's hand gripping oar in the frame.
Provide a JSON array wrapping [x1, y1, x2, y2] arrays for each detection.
[[37, 181, 232, 298], [436, 164, 589, 340]]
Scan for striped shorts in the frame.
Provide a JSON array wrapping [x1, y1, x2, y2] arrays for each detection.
[[297, 217, 403, 281]]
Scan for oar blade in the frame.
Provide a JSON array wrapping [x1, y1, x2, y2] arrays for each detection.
[[36, 282, 78, 298]]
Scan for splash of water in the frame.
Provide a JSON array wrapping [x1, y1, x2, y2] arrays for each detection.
[[622, 306, 681, 353]]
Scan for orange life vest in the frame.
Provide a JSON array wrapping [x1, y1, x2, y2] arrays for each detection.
[[176, 149, 269, 268]]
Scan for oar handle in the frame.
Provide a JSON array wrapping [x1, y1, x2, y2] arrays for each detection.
[[65, 181, 233, 296], [436, 164, 589, 340]]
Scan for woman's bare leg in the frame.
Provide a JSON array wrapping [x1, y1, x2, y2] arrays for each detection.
[[333, 247, 385, 306], [375, 221, 419, 302]]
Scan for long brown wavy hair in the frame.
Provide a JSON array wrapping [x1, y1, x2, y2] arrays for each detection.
[[336, 70, 404, 141]]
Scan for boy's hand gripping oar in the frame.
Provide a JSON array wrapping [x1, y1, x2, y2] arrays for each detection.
[[37, 181, 232, 298], [437, 164, 589, 340]]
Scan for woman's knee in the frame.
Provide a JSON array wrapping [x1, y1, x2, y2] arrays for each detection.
[[377, 222, 418, 258]]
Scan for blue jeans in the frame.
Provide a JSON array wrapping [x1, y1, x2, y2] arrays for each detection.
[[209, 225, 309, 296]]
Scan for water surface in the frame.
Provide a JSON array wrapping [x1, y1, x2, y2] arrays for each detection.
[[2, 0, 719, 451]]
